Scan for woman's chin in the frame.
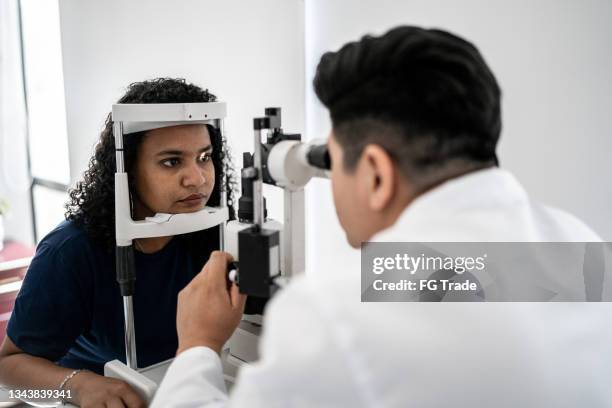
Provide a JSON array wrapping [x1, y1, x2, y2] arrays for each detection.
[[173, 201, 206, 213]]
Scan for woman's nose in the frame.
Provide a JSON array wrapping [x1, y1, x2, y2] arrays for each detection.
[[181, 162, 206, 187]]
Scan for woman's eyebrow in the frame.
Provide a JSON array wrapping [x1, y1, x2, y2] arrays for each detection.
[[156, 145, 213, 156]]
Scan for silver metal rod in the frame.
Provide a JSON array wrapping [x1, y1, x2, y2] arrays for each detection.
[[283, 189, 305, 277], [218, 119, 226, 250], [114, 121, 125, 173], [122, 296, 137, 369], [253, 129, 264, 228], [216, 119, 224, 137]]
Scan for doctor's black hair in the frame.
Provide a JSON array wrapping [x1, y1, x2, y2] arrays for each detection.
[[314, 26, 501, 189], [65, 78, 237, 254]]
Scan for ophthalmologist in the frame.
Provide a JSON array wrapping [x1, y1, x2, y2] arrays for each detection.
[[152, 26, 611, 407]]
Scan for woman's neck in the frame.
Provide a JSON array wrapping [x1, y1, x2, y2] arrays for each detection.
[[134, 236, 173, 254]]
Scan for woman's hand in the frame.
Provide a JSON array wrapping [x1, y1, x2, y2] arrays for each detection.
[[69, 370, 146, 408]]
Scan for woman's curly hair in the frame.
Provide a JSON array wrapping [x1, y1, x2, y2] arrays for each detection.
[[65, 78, 237, 252]]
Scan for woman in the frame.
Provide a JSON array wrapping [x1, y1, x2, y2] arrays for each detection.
[[0, 78, 236, 407]]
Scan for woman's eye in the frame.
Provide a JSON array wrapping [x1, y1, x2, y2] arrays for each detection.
[[161, 158, 180, 168], [199, 153, 212, 163]]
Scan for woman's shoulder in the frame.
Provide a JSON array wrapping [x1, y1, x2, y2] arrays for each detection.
[[25, 220, 101, 290], [36, 219, 98, 260]]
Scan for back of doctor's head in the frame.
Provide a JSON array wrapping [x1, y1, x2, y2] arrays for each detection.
[[313, 25, 502, 190]]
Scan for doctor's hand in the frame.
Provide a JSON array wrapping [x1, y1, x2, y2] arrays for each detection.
[[176, 251, 247, 356]]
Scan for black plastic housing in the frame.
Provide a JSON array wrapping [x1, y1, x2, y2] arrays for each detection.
[[116, 245, 136, 296]]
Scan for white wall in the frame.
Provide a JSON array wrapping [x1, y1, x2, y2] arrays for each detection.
[[44, 0, 612, 277], [58, 0, 305, 222], [304, 0, 612, 276]]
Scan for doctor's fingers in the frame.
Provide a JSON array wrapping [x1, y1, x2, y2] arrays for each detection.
[[230, 282, 247, 310], [203, 251, 234, 290], [189, 251, 230, 287]]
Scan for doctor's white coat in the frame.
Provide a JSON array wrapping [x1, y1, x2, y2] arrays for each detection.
[[152, 168, 612, 408]]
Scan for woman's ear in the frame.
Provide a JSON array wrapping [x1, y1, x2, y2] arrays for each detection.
[[361, 144, 396, 212]]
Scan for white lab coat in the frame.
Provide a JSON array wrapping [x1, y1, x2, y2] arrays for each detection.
[[151, 168, 612, 408]]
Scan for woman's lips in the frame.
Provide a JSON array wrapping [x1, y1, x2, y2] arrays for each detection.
[[178, 194, 206, 206]]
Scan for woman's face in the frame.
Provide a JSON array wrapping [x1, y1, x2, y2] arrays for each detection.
[[132, 124, 215, 218]]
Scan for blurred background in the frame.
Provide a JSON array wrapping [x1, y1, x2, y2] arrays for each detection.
[[0, 0, 611, 281]]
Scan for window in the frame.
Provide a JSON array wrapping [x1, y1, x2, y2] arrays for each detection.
[[20, 0, 70, 242], [20, 0, 70, 186]]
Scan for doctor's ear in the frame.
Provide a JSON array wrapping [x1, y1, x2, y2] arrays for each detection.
[[361, 144, 396, 212]]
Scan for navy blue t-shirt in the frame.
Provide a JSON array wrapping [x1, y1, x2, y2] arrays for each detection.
[[7, 220, 218, 374]]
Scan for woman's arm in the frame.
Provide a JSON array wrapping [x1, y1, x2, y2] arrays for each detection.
[[0, 336, 146, 408], [1, 235, 145, 407]]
